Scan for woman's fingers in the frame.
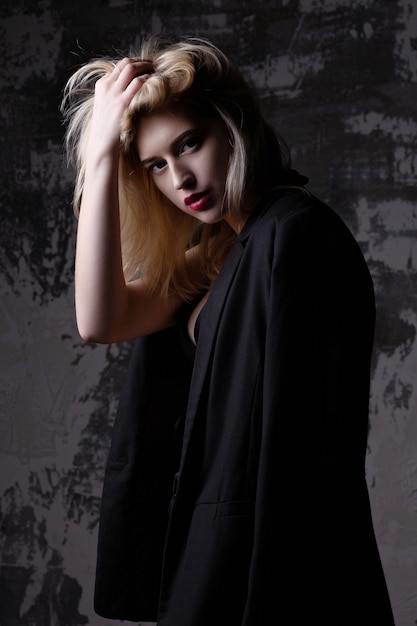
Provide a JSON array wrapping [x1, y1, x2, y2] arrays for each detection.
[[100, 58, 154, 105], [111, 58, 154, 85], [88, 58, 153, 156]]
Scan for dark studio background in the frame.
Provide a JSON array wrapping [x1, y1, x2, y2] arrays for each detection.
[[1, 0, 417, 624]]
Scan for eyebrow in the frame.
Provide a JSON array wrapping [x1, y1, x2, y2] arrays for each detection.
[[140, 128, 199, 167]]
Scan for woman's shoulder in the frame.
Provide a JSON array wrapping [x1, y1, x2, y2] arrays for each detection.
[[242, 188, 358, 254], [242, 188, 323, 237]]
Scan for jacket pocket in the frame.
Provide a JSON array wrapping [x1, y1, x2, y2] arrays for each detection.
[[214, 499, 252, 519]]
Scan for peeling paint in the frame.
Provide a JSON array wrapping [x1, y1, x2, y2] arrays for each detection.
[[395, 0, 417, 81], [345, 112, 417, 143]]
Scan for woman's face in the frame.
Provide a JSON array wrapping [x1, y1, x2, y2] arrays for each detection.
[[136, 106, 232, 225]]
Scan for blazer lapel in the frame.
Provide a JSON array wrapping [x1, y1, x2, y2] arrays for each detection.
[[178, 193, 276, 470], [179, 237, 244, 465]]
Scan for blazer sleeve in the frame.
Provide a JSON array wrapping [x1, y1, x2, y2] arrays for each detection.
[[94, 325, 193, 621], [242, 201, 393, 624]]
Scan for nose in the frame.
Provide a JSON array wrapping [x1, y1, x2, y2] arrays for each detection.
[[171, 161, 195, 190]]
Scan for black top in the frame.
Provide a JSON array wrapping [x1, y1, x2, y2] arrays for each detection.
[[176, 300, 202, 363]]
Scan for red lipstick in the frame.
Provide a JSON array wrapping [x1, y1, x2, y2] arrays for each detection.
[[184, 191, 210, 211]]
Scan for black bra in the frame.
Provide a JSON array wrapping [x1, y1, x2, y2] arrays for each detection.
[[194, 305, 203, 344], [177, 300, 204, 363]]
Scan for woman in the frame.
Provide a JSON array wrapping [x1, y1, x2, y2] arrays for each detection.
[[62, 37, 395, 625]]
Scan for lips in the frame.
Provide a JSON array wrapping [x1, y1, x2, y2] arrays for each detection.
[[184, 191, 210, 211]]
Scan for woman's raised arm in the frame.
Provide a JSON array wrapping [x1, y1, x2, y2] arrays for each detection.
[[74, 59, 182, 344]]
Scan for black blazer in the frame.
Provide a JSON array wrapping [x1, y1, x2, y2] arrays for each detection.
[[94, 190, 394, 625]]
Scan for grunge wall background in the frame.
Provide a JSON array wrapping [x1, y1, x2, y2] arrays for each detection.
[[1, 0, 416, 624]]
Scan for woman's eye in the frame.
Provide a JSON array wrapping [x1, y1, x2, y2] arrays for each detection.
[[181, 137, 199, 153], [150, 160, 167, 173]]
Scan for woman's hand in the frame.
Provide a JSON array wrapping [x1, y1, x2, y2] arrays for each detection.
[[87, 58, 153, 160]]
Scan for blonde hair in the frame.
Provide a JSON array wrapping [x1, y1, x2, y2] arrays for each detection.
[[61, 36, 291, 299]]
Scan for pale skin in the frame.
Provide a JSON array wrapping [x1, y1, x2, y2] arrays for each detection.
[[75, 58, 255, 344]]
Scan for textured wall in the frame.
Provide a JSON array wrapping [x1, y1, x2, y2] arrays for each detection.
[[1, 0, 416, 624]]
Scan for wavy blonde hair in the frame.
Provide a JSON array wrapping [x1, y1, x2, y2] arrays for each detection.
[[61, 36, 291, 299]]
